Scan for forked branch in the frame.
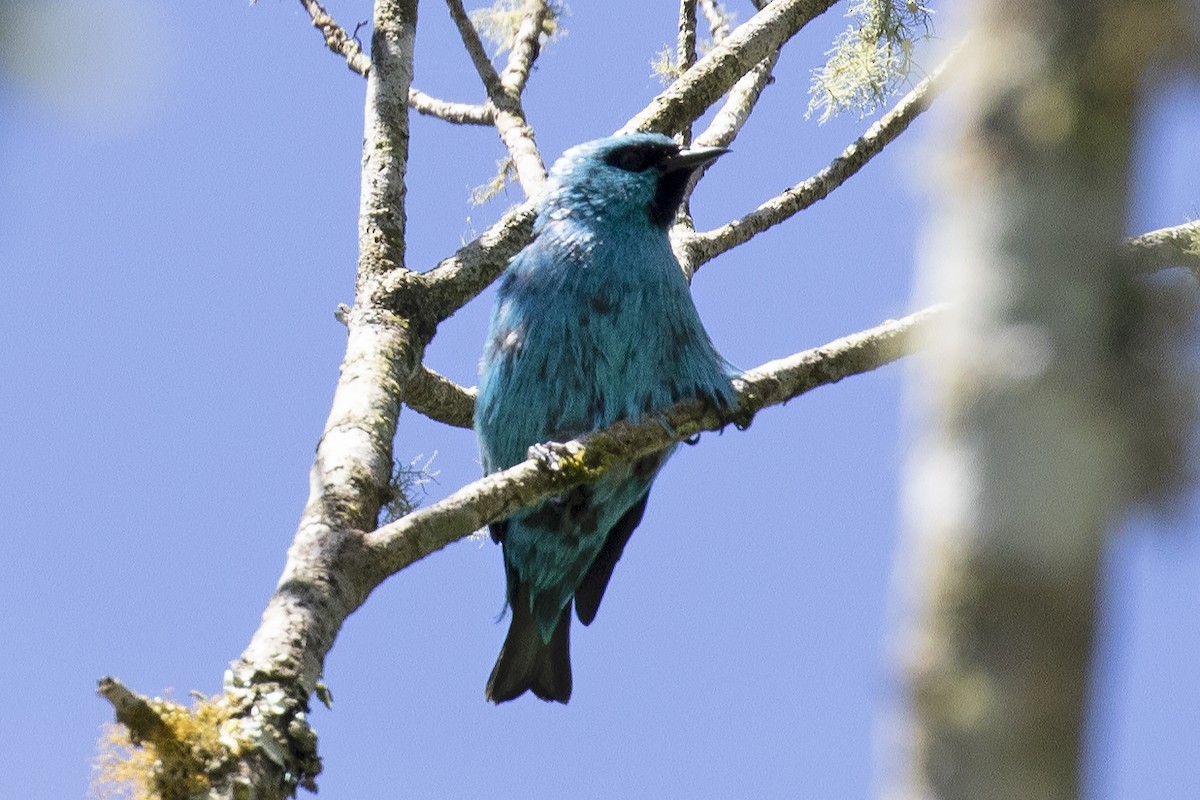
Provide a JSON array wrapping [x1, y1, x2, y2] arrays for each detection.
[[445, 0, 548, 194], [686, 49, 957, 269], [299, 0, 492, 125]]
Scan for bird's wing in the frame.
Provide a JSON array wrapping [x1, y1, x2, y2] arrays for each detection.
[[574, 489, 651, 626]]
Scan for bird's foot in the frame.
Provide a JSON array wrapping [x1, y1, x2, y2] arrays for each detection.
[[726, 405, 755, 432], [720, 384, 754, 432], [527, 441, 585, 472]]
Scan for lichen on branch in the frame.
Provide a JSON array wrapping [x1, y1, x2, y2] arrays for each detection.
[[808, 0, 934, 122]]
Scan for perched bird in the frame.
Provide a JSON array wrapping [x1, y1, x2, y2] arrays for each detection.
[[475, 132, 736, 704]]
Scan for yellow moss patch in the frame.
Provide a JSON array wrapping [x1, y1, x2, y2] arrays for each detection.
[[1186, 221, 1200, 259], [92, 693, 236, 800]]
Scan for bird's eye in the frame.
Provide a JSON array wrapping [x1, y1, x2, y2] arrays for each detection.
[[604, 145, 671, 173]]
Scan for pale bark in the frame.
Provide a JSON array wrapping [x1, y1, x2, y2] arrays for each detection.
[[219, 0, 422, 796], [897, 2, 1192, 798]]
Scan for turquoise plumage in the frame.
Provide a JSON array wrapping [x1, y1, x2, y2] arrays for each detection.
[[475, 133, 735, 703]]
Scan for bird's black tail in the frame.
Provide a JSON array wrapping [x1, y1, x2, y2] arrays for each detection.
[[486, 587, 573, 704]]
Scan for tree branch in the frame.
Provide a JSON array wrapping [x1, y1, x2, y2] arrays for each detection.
[[417, 200, 538, 319], [405, 365, 478, 429], [410, 219, 1199, 429], [299, 0, 372, 76], [97, 676, 173, 746], [694, 51, 778, 150], [408, 88, 494, 125], [699, 0, 734, 43], [445, 0, 547, 195], [623, 0, 839, 136], [299, 0, 493, 126], [389, 209, 1200, 438], [211, 1, 423, 795], [445, 0, 505, 92], [361, 306, 941, 580], [686, 49, 955, 269], [499, 0, 550, 96], [677, 0, 700, 144], [1127, 220, 1200, 276]]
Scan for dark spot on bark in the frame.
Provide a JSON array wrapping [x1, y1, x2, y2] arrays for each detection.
[[590, 294, 612, 314], [578, 312, 590, 327]]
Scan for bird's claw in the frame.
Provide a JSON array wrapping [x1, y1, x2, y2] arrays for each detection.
[[528, 441, 583, 472], [730, 410, 755, 432]]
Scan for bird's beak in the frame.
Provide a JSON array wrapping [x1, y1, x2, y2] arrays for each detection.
[[665, 145, 729, 174]]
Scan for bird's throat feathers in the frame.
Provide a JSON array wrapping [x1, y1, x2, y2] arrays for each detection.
[[535, 180, 661, 235], [534, 132, 694, 234]]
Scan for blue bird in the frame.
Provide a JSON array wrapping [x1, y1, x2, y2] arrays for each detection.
[[475, 133, 736, 703]]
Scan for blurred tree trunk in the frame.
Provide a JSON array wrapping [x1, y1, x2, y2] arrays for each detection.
[[899, 0, 1191, 798]]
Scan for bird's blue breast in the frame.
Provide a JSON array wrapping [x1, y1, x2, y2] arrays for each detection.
[[475, 212, 735, 637], [477, 216, 732, 465]]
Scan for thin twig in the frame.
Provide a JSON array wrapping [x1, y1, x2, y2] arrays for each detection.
[[491, 0, 549, 192], [445, 0, 547, 195], [405, 366, 478, 429], [300, 0, 372, 75], [499, 0, 550, 95], [694, 50, 778, 149], [685, 49, 955, 270], [299, 0, 493, 126], [416, 201, 538, 320], [96, 676, 174, 746], [408, 89, 494, 125], [674, 0, 701, 222], [699, 0, 734, 42], [445, 0, 505, 92], [623, 0, 839, 136], [678, 0, 698, 71]]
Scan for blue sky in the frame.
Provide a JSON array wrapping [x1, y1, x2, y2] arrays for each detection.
[[2, 2, 1199, 798]]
